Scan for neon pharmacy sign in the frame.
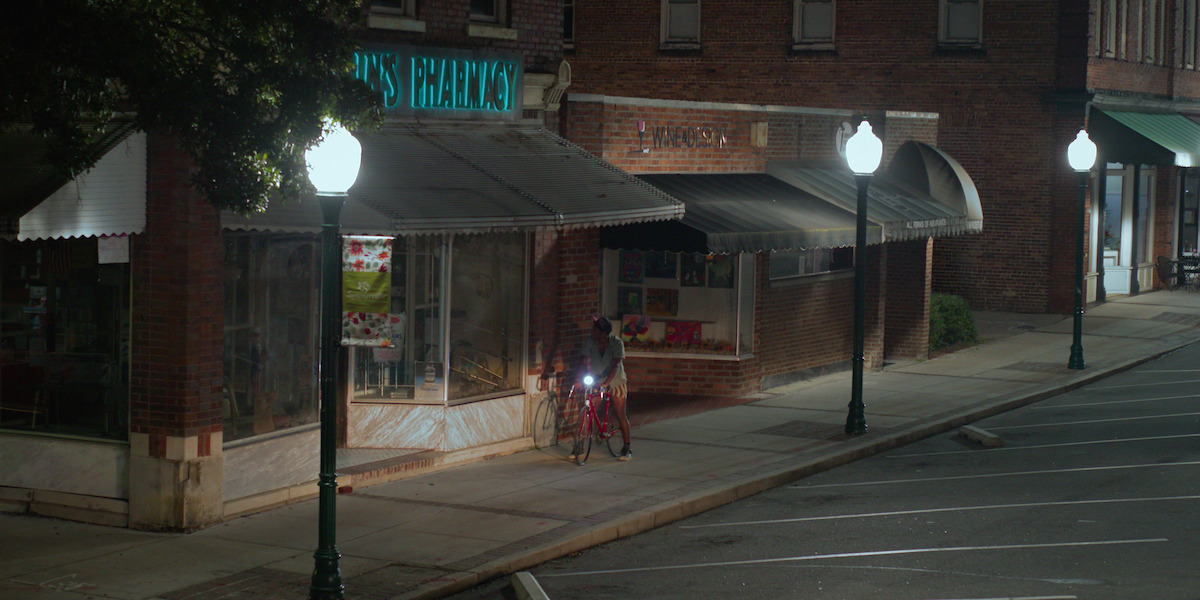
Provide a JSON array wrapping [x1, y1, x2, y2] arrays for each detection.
[[355, 49, 520, 115]]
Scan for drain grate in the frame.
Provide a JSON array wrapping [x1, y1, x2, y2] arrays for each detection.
[[756, 420, 849, 441]]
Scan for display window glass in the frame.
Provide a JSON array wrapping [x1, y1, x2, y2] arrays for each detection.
[[0, 237, 130, 440], [601, 249, 754, 356], [223, 233, 320, 441], [351, 232, 527, 405]]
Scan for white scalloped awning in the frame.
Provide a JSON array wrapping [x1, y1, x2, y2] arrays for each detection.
[[224, 121, 684, 235]]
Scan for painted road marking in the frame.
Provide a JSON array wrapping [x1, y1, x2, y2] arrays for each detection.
[[537, 539, 1167, 577], [788, 460, 1200, 489], [678, 495, 1200, 529], [985, 412, 1200, 430], [1032, 393, 1200, 409], [890, 432, 1200, 458], [1086, 378, 1200, 390]]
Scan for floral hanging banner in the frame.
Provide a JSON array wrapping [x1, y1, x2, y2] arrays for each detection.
[[341, 236, 401, 347]]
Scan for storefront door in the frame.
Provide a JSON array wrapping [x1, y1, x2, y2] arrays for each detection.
[[1102, 166, 1131, 295]]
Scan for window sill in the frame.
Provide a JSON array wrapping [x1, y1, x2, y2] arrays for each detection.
[[627, 350, 749, 361], [935, 43, 987, 56], [790, 42, 836, 55], [659, 42, 702, 54], [468, 23, 519, 40], [367, 12, 426, 32]]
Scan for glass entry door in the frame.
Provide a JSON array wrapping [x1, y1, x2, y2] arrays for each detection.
[[1102, 166, 1130, 295]]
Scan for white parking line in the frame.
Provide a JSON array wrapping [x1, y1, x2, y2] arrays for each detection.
[[1085, 378, 1200, 390], [789, 460, 1200, 488], [890, 432, 1200, 458], [1032, 393, 1200, 409], [537, 539, 1167, 577], [678, 495, 1200, 529], [986, 412, 1200, 430]]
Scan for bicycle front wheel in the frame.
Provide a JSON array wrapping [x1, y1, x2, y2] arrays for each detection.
[[574, 407, 593, 466], [602, 400, 622, 457]]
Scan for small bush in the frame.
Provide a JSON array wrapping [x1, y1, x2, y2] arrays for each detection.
[[929, 293, 978, 352]]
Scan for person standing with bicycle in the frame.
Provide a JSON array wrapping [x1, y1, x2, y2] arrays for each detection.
[[581, 316, 632, 461]]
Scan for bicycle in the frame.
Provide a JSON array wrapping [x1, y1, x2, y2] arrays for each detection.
[[568, 374, 622, 465]]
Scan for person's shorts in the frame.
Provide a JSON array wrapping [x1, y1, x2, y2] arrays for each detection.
[[609, 382, 628, 400]]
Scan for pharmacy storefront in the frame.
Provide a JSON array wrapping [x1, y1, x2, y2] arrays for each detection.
[[218, 45, 682, 503]]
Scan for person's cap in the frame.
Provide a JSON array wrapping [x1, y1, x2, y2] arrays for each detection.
[[594, 316, 613, 333]]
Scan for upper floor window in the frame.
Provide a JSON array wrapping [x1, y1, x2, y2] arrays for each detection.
[[1143, 0, 1162, 65], [564, 0, 575, 48], [939, 0, 981, 47], [372, 0, 414, 17], [793, 0, 835, 48], [1102, 0, 1118, 58], [471, 0, 506, 24], [662, 0, 700, 47], [1185, 0, 1198, 69]]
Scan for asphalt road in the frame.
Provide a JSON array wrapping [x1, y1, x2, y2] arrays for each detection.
[[450, 341, 1200, 600]]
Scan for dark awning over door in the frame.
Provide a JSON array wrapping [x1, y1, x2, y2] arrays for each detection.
[[600, 173, 879, 254], [1092, 109, 1200, 167]]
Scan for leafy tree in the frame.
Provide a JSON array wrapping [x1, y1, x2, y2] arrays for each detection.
[[0, 0, 382, 214]]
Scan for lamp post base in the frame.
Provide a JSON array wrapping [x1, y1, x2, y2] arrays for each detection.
[[1068, 345, 1085, 370]]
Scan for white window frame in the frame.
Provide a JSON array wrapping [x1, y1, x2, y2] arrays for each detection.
[[1102, 0, 1117, 57], [793, 0, 835, 48], [371, 0, 414, 17], [564, 0, 575, 49], [661, 0, 701, 47], [939, 0, 982, 46], [470, 0, 506, 24], [1187, 0, 1198, 69]]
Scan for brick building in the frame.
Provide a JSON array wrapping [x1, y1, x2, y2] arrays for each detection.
[[554, 0, 1200, 397], [0, 1, 681, 530], [4, 0, 1200, 532]]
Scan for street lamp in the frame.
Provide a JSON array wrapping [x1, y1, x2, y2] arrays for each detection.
[[1067, 128, 1097, 370], [306, 120, 362, 600], [844, 119, 882, 436]]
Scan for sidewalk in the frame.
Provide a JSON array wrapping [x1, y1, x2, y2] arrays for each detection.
[[5, 291, 1200, 600]]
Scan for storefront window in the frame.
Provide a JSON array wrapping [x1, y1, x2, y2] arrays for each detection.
[[351, 232, 526, 405], [0, 237, 130, 440], [223, 233, 319, 441], [352, 236, 444, 403], [1104, 173, 1124, 252], [768, 247, 853, 279], [601, 249, 754, 356]]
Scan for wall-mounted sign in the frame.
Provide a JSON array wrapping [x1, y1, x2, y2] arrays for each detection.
[[355, 45, 523, 120], [639, 122, 730, 150]]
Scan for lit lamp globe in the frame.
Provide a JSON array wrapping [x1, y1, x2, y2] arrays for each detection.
[[1067, 129, 1097, 173], [306, 121, 362, 196], [845, 120, 883, 175]]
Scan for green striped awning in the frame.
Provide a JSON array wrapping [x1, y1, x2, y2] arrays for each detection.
[[1096, 110, 1200, 167]]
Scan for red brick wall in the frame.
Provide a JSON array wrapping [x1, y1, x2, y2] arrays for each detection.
[[885, 238, 933, 360], [359, 0, 563, 71], [131, 134, 223, 457]]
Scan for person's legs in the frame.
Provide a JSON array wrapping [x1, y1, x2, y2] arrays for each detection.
[[610, 383, 632, 460]]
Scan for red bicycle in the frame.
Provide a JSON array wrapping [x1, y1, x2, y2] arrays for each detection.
[[568, 374, 621, 465]]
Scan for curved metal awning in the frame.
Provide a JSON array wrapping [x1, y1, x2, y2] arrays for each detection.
[[767, 141, 983, 242], [224, 121, 684, 236]]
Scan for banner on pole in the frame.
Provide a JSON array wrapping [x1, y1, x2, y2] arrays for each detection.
[[341, 236, 402, 347]]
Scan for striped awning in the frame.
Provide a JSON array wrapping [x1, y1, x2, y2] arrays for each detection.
[[224, 121, 684, 235], [601, 173, 880, 254], [1093, 109, 1200, 167]]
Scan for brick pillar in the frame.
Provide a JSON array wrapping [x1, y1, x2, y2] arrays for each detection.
[[884, 238, 933, 360], [128, 133, 224, 531]]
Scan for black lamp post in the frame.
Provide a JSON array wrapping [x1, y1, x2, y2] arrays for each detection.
[[843, 120, 882, 436], [305, 121, 362, 600], [1067, 128, 1097, 371]]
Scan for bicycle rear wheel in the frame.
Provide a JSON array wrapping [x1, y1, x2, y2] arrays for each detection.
[[602, 399, 622, 457], [574, 406, 593, 466]]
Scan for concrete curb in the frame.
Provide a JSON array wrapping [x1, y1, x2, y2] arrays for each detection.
[[400, 335, 1198, 600]]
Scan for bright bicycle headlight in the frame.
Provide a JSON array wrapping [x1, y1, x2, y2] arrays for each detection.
[[583, 374, 595, 386]]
